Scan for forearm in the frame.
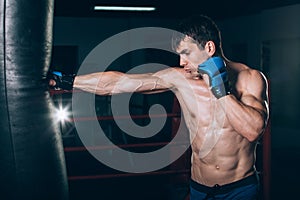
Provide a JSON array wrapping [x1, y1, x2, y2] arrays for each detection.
[[219, 94, 268, 142], [73, 72, 113, 95], [73, 71, 169, 95]]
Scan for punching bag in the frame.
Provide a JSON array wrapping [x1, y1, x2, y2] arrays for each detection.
[[0, 0, 69, 199]]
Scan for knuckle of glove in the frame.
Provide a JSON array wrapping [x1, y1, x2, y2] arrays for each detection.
[[49, 71, 74, 90]]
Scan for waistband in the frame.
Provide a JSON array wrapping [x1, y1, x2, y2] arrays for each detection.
[[190, 173, 259, 195]]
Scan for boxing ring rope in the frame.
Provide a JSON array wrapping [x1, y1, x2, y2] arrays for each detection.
[[64, 141, 189, 152], [68, 169, 190, 181], [65, 141, 190, 181], [68, 113, 180, 122], [50, 88, 271, 199], [63, 96, 190, 183]]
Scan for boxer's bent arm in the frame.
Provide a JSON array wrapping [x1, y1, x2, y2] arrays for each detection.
[[219, 70, 269, 142], [73, 71, 171, 95]]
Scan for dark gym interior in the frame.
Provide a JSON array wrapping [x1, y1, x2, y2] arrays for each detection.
[[1, 0, 300, 199]]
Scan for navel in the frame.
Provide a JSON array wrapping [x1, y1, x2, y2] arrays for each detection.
[[215, 165, 220, 170]]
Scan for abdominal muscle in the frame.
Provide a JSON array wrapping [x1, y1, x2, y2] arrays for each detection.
[[190, 129, 256, 186]]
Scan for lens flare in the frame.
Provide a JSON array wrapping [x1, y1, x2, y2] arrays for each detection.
[[55, 105, 70, 122]]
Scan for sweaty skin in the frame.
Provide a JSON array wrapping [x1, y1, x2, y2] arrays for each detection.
[[72, 37, 269, 187]]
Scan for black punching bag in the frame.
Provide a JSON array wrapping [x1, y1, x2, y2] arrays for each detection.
[[0, 0, 69, 199]]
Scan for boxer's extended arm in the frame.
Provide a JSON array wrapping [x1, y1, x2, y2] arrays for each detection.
[[219, 69, 269, 142], [73, 71, 171, 95]]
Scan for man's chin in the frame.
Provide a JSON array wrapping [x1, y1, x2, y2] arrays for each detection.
[[185, 72, 200, 80]]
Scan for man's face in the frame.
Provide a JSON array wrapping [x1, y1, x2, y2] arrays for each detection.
[[176, 36, 210, 79]]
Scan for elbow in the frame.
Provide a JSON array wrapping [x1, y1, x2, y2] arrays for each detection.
[[245, 120, 266, 142], [246, 131, 262, 142]]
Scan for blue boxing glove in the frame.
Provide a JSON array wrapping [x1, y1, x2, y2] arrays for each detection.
[[198, 57, 230, 99], [48, 70, 75, 90]]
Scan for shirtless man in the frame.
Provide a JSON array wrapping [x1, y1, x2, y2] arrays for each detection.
[[49, 15, 269, 199]]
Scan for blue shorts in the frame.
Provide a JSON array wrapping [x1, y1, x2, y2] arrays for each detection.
[[190, 173, 260, 200]]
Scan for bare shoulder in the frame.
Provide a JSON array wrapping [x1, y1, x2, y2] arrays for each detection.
[[153, 67, 185, 83], [229, 62, 268, 102], [227, 61, 266, 85], [237, 67, 267, 89], [153, 67, 184, 77]]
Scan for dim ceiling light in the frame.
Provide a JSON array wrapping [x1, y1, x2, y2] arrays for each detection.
[[94, 6, 156, 11]]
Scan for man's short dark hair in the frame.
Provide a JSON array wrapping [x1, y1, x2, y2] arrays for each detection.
[[172, 15, 222, 55]]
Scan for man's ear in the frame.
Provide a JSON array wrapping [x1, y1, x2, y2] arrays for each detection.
[[204, 41, 216, 56]]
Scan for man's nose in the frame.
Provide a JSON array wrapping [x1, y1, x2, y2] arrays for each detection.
[[179, 56, 187, 66]]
